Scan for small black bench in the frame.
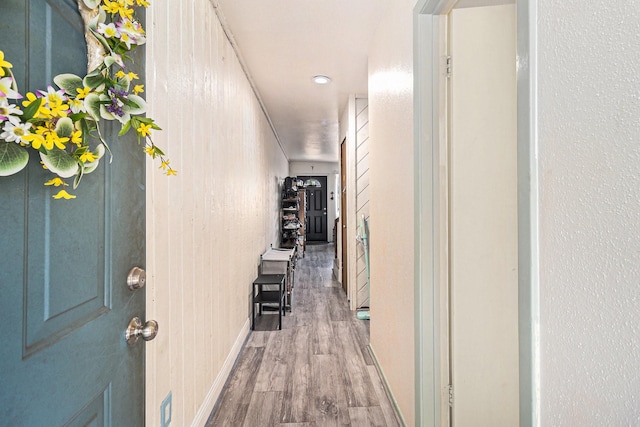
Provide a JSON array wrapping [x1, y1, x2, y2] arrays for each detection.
[[251, 274, 286, 330]]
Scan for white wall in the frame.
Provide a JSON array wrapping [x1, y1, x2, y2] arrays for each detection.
[[368, 1, 416, 424], [538, 1, 640, 424], [289, 161, 339, 242], [145, 1, 289, 425]]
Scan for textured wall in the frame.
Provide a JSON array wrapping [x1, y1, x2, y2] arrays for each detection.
[[368, 0, 416, 424], [538, 1, 640, 423], [144, 1, 289, 425]]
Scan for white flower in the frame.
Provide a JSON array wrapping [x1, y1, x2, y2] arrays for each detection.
[[0, 76, 21, 100], [97, 22, 119, 39], [0, 99, 23, 125], [1, 120, 31, 144], [69, 98, 86, 114]]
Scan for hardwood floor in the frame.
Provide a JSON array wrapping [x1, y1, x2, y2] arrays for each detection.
[[206, 243, 401, 427]]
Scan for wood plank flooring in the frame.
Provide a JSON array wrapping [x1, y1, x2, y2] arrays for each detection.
[[206, 243, 401, 427]]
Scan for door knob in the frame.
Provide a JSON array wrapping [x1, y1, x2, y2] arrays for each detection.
[[125, 317, 158, 345], [127, 267, 146, 290]]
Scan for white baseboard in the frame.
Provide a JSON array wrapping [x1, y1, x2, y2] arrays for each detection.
[[368, 344, 408, 427], [191, 318, 251, 427]]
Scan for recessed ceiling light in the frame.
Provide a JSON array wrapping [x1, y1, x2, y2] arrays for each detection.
[[312, 75, 332, 85]]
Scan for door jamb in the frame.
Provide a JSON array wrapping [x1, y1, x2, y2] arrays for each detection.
[[340, 138, 349, 295], [413, 1, 540, 426]]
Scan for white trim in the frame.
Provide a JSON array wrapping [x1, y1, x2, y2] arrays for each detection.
[[413, 0, 539, 425], [346, 95, 358, 310], [516, 1, 540, 425], [369, 344, 407, 427], [190, 319, 251, 427], [413, 2, 448, 425]]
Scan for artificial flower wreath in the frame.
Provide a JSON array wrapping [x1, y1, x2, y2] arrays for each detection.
[[0, 0, 174, 200]]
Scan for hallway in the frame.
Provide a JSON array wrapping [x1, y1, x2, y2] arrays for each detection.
[[206, 244, 401, 426]]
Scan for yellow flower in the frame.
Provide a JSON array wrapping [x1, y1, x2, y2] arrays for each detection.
[[144, 145, 156, 157], [22, 92, 38, 107], [71, 130, 83, 146], [52, 189, 76, 199], [48, 99, 69, 118], [43, 130, 69, 150], [137, 123, 152, 137], [166, 168, 177, 176], [76, 86, 90, 100], [136, 0, 150, 7], [118, 5, 134, 19], [160, 160, 169, 170], [133, 84, 144, 95], [116, 70, 139, 81], [0, 50, 12, 77], [22, 132, 45, 150], [101, 0, 120, 14], [44, 177, 68, 187], [80, 151, 98, 163], [21, 92, 47, 117]]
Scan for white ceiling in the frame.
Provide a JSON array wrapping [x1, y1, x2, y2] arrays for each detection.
[[212, 0, 392, 163]]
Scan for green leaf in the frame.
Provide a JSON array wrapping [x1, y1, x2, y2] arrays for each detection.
[[0, 142, 29, 176], [73, 164, 85, 189], [22, 97, 43, 121], [134, 117, 162, 131], [119, 120, 132, 136], [89, 28, 112, 52], [103, 56, 117, 68], [126, 95, 146, 115], [114, 77, 130, 93], [83, 144, 105, 175], [7, 69, 19, 92], [84, 94, 101, 120], [68, 112, 88, 123], [83, 69, 106, 89], [94, 126, 113, 161], [53, 73, 83, 96], [55, 117, 74, 138], [40, 149, 79, 178], [82, 0, 101, 9]]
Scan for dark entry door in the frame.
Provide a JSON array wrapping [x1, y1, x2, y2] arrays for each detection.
[[299, 176, 328, 241], [0, 1, 146, 425]]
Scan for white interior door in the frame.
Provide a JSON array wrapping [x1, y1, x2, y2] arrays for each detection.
[[448, 4, 519, 426]]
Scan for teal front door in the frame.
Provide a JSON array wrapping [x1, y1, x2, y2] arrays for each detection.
[[0, 1, 147, 425]]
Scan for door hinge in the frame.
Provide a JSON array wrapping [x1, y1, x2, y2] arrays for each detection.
[[446, 56, 452, 78], [447, 384, 454, 407]]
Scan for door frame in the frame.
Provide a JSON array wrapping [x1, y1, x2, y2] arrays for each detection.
[[341, 138, 348, 295], [298, 175, 328, 241], [413, 1, 540, 426]]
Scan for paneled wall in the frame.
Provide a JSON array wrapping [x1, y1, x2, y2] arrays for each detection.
[[354, 98, 370, 308], [144, 1, 289, 425]]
